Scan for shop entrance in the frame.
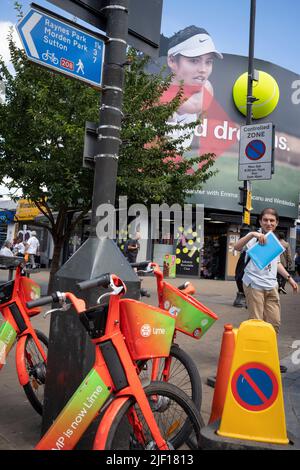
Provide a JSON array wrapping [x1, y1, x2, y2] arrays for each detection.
[[201, 221, 228, 280]]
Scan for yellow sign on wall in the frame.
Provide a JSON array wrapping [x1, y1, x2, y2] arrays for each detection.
[[16, 199, 45, 221]]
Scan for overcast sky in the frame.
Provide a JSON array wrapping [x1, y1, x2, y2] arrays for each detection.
[[1, 0, 300, 74]]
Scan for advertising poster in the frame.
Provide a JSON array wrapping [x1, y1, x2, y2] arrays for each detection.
[[175, 226, 201, 276], [151, 26, 300, 219], [163, 254, 176, 278]]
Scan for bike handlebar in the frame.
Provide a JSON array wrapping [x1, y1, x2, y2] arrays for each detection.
[[130, 261, 152, 270], [178, 282, 190, 291], [77, 273, 111, 291], [26, 292, 60, 309]]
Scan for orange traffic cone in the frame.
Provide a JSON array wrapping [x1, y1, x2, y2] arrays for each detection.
[[209, 324, 236, 424]]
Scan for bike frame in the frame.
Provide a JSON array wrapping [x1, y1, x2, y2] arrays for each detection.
[[36, 278, 176, 450], [0, 264, 46, 386]]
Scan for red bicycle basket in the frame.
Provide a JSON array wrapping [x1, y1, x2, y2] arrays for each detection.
[[161, 282, 218, 339], [120, 299, 175, 361]]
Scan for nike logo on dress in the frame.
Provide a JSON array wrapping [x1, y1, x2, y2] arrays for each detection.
[[199, 39, 208, 43]]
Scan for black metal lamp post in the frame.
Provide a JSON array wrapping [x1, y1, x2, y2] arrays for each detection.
[[42, 0, 140, 441]]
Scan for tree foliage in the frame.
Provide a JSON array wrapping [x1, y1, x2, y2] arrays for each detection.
[[0, 26, 98, 289], [0, 20, 216, 289], [0, 32, 98, 213]]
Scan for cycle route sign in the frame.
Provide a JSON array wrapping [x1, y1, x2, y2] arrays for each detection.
[[16, 6, 106, 88], [238, 122, 275, 181]]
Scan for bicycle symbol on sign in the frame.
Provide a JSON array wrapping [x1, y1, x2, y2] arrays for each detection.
[[42, 50, 59, 65]]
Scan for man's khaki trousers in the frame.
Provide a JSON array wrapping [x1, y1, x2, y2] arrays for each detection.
[[243, 284, 281, 334]]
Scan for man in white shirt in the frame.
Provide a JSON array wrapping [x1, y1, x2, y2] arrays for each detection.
[[234, 208, 298, 335], [25, 231, 40, 268], [13, 237, 25, 257], [0, 240, 13, 257]]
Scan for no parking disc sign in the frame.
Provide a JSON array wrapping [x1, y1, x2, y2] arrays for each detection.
[[231, 362, 278, 411], [245, 140, 266, 161], [238, 123, 275, 181]]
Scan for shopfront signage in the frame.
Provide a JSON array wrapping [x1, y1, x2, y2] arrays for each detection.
[[16, 199, 45, 221]]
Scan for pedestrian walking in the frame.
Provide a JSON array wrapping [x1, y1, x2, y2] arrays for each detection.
[[234, 208, 298, 372], [0, 240, 13, 257], [13, 236, 25, 257], [25, 231, 40, 268], [277, 231, 292, 294], [124, 232, 141, 264], [295, 250, 300, 278], [233, 227, 252, 308]]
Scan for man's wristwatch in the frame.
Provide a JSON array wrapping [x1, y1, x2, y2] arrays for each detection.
[[286, 275, 291, 280]]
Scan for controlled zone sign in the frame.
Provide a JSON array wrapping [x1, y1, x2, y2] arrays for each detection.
[[231, 362, 278, 412], [238, 123, 275, 181], [16, 7, 105, 88]]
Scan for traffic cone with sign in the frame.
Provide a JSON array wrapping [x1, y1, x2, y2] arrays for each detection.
[[217, 320, 289, 445]]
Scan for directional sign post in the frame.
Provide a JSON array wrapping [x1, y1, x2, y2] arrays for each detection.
[[238, 122, 275, 181], [16, 7, 105, 88]]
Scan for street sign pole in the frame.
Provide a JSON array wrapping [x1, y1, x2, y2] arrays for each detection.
[[243, 0, 256, 227], [90, 0, 127, 229], [42, 0, 141, 445], [235, 0, 256, 308]]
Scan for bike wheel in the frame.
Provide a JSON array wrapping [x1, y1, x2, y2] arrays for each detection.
[[139, 344, 202, 410], [23, 329, 48, 415], [104, 381, 204, 450]]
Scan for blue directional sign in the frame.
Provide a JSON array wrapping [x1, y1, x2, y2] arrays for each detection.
[[16, 7, 105, 88]]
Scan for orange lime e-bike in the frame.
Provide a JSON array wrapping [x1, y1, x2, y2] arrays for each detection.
[[0, 256, 48, 415], [28, 273, 202, 450]]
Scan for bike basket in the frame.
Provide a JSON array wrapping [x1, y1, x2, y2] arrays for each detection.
[[20, 277, 41, 317], [161, 282, 218, 339], [79, 305, 108, 339], [120, 299, 175, 361]]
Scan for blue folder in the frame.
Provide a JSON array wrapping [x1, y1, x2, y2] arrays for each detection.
[[246, 231, 285, 270]]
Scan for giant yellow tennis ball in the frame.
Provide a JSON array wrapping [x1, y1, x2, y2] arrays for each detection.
[[233, 71, 280, 119]]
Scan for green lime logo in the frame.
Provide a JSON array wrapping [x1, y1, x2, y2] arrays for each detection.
[[233, 71, 280, 119]]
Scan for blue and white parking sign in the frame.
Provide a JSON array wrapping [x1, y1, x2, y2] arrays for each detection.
[[16, 8, 105, 88]]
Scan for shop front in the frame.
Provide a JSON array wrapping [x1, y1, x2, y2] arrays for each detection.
[[15, 199, 52, 267], [0, 207, 16, 247]]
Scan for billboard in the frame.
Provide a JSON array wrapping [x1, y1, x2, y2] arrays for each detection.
[[155, 28, 300, 219]]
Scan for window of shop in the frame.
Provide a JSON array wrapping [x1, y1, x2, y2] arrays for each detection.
[[0, 223, 7, 247], [152, 220, 175, 267], [201, 221, 228, 280]]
